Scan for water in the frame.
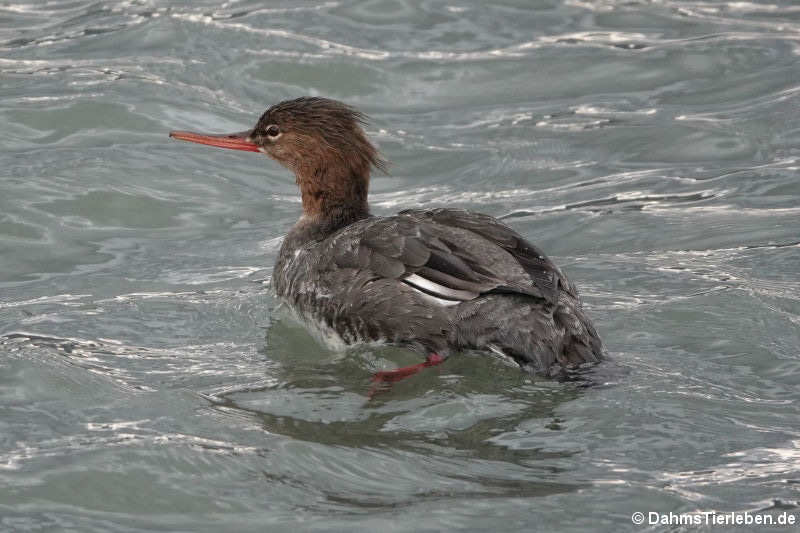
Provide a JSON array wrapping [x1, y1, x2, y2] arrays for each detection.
[[1, 0, 799, 531]]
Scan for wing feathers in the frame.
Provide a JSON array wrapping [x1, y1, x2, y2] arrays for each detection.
[[415, 266, 492, 294], [330, 209, 567, 306], [403, 273, 480, 301], [398, 237, 429, 267]]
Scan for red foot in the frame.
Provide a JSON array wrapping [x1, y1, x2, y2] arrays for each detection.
[[371, 353, 446, 384]]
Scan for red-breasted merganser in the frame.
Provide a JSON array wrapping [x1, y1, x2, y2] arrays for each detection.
[[170, 97, 603, 382]]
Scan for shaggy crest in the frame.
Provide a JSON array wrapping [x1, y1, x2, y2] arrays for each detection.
[[251, 97, 387, 175]]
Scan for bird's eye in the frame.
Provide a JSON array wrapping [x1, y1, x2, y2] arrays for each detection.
[[266, 125, 280, 137]]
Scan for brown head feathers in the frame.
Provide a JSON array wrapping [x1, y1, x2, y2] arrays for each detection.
[[249, 97, 387, 219]]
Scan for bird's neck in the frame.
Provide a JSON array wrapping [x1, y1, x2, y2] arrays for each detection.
[[293, 165, 371, 242]]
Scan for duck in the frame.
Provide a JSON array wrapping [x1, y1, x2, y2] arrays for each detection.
[[170, 97, 603, 383]]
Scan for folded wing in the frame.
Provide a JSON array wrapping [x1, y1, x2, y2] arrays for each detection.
[[329, 208, 573, 307]]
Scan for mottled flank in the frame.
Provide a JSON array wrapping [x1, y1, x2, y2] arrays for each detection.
[[262, 97, 604, 377]]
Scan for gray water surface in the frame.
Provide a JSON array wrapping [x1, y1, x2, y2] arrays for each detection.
[[1, 1, 799, 531]]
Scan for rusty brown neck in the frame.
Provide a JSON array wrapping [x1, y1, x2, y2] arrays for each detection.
[[293, 163, 371, 241]]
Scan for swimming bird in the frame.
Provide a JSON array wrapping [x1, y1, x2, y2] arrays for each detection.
[[170, 97, 603, 382]]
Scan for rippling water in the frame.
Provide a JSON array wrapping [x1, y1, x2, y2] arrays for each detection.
[[1, 1, 799, 531]]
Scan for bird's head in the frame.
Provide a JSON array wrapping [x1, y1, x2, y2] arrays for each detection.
[[170, 97, 386, 218]]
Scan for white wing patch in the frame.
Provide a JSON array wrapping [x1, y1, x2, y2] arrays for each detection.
[[411, 289, 462, 307], [403, 273, 478, 306]]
